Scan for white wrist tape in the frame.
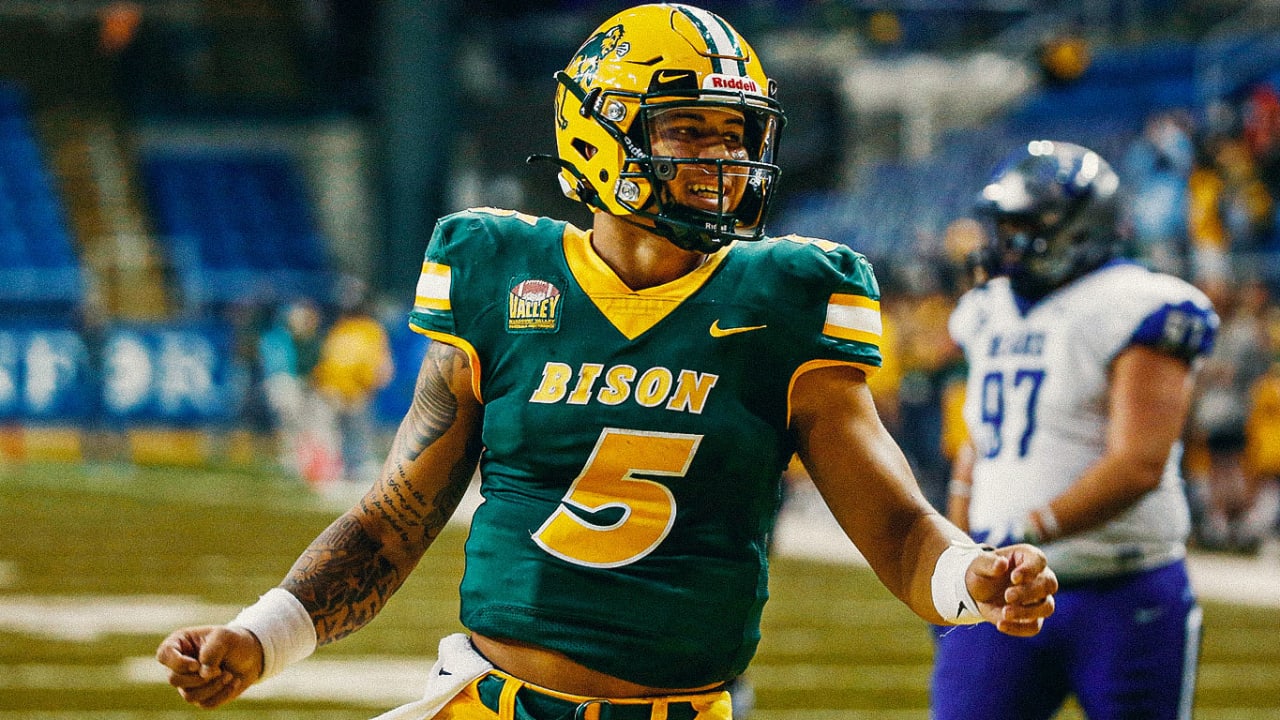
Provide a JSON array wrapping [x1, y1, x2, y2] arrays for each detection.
[[931, 543, 989, 625], [228, 588, 317, 680]]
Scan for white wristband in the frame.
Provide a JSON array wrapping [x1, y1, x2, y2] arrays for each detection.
[[228, 588, 317, 680], [931, 542, 990, 625]]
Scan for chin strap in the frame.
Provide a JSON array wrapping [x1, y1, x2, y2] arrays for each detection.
[[526, 153, 604, 209], [617, 212, 724, 254], [528, 152, 723, 253]]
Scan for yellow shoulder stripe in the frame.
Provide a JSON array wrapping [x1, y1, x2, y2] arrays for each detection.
[[824, 293, 881, 346], [414, 262, 452, 312]]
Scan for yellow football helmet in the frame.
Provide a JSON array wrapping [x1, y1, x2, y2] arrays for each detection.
[[550, 3, 784, 252]]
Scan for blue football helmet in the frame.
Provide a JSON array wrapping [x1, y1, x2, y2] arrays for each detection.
[[974, 140, 1121, 299]]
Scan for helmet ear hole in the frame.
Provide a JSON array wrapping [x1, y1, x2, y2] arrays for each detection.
[[572, 138, 597, 161]]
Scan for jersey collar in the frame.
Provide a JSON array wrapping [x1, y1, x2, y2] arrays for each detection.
[[562, 225, 730, 340]]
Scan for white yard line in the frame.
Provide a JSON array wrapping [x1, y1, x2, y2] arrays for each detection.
[[0, 595, 240, 641], [121, 655, 432, 706], [771, 490, 1280, 608], [0, 478, 1274, 712]]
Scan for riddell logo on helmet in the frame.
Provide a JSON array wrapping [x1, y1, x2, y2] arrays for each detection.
[[705, 74, 760, 94]]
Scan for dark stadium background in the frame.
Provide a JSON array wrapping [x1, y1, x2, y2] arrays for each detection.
[[0, 1, 1278, 717]]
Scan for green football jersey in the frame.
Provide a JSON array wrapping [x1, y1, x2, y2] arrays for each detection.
[[409, 207, 882, 687]]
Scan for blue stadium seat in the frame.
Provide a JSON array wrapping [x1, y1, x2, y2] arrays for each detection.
[[140, 150, 337, 312], [773, 45, 1201, 271], [0, 82, 85, 318]]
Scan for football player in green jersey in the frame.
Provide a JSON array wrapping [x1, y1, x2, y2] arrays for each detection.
[[156, 4, 1058, 718]]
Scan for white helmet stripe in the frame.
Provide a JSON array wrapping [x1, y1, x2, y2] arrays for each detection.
[[672, 4, 747, 76]]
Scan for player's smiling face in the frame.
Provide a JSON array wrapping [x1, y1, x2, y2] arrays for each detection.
[[647, 106, 749, 214]]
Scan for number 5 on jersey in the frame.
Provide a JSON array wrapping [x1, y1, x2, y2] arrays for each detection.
[[533, 428, 701, 568]]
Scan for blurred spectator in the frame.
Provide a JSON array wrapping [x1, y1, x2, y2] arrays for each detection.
[[1183, 125, 1277, 283], [1122, 111, 1195, 276], [1244, 328, 1280, 545], [1242, 81, 1280, 197], [935, 219, 988, 514], [1187, 135, 1233, 283], [311, 277, 394, 484], [886, 262, 961, 514], [259, 298, 329, 480], [1215, 137, 1276, 257], [221, 301, 270, 439], [1188, 277, 1273, 552]]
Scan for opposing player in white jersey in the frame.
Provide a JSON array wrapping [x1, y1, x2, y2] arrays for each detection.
[[933, 140, 1218, 720]]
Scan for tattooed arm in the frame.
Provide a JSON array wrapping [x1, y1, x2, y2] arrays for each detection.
[[155, 341, 483, 708], [284, 341, 483, 644]]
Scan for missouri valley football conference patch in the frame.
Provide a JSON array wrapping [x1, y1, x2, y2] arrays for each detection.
[[507, 277, 563, 333]]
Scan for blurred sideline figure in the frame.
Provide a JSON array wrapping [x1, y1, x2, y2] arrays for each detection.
[[311, 276, 395, 484], [258, 298, 331, 481], [156, 5, 1057, 718], [936, 141, 1218, 720], [1243, 317, 1280, 544], [1186, 276, 1272, 552]]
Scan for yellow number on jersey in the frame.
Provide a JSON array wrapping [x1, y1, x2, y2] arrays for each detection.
[[532, 428, 701, 568]]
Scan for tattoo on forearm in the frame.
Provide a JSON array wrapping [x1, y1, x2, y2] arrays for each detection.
[[283, 343, 481, 646], [394, 343, 464, 462], [283, 514, 401, 645], [286, 464, 476, 645]]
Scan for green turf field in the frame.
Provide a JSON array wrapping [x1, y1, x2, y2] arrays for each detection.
[[2, 462, 1278, 719]]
